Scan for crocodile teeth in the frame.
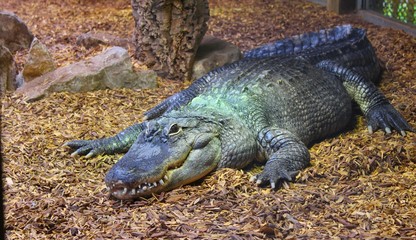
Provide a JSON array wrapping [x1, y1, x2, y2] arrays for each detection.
[[368, 125, 373, 134], [110, 178, 168, 197]]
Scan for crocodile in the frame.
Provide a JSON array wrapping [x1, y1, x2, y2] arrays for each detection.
[[66, 25, 414, 200]]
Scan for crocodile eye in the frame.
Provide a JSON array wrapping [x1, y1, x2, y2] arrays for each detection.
[[168, 124, 181, 136]]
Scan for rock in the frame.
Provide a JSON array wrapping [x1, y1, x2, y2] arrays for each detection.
[[0, 11, 34, 53], [192, 36, 242, 80], [0, 45, 18, 95], [16, 47, 157, 101], [23, 38, 56, 82], [76, 32, 133, 49]]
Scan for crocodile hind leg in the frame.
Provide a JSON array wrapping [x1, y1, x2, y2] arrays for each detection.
[[317, 60, 414, 135], [251, 128, 310, 188], [65, 123, 145, 158]]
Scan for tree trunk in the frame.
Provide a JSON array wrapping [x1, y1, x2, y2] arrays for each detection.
[[131, 0, 209, 81]]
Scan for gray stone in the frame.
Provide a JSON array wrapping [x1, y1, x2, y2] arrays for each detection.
[[192, 36, 242, 80], [76, 32, 133, 49], [0, 45, 17, 95], [0, 11, 34, 53], [16, 47, 157, 101], [23, 38, 56, 82]]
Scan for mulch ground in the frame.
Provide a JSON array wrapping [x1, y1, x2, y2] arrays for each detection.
[[1, 0, 415, 239]]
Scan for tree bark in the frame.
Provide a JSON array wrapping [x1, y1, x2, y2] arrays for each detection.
[[131, 0, 209, 81]]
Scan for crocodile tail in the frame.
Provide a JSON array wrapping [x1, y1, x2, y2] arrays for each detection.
[[244, 25, 355, 58], [244, 25, 381, 83]]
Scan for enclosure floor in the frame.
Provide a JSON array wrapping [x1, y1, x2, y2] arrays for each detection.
[[1, 0, 415, 238]]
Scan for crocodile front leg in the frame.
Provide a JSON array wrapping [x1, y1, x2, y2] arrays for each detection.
[[317, 60, 414, 135], [65, 123, 145, 158], [251, 128, 310, 188]]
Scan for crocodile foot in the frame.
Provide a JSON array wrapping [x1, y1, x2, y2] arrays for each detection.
[[366, 103, 414, 136], [249, 168, 299, 189], [64, 139, 104, 158]]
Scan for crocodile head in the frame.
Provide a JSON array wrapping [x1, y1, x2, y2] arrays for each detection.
[[104, 115, 222, 200]]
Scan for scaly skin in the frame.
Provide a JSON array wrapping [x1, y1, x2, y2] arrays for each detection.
[[66, 25, 414, 200]]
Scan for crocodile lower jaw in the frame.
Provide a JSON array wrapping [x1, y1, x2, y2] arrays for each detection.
[[108, 174, 170, 199]]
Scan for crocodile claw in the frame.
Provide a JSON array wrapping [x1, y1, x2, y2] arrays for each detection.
[[250, 169, 298, 189], [64, 139, 101, 158], [366, 104, 414, 135]]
